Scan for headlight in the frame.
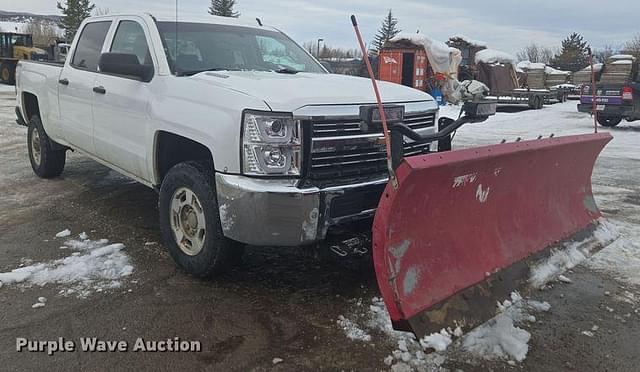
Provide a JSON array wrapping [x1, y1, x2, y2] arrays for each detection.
[[241, 111, 302, 176]]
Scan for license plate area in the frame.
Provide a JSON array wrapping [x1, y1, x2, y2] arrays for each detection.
[[596, 105, 605, 111]]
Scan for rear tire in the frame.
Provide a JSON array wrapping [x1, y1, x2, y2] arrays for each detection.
[[27, 115, 66, 178], [597, 116, 622, 127], [159, 161, 244, 277]]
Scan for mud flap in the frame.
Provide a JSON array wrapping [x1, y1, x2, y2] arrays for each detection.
[[372, 133, 612, 339]]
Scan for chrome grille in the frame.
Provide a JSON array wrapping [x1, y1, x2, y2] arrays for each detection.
[[311, 111, 436, 138], [308, 110, 436, 180]]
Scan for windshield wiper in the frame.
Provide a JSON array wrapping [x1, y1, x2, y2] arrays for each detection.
[[275, 67, 298, 74], [177, 68, 239, 76]]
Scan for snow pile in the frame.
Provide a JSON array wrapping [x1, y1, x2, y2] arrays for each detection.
[[517, 61, 545, 70], [610, 54, 635, 61], [0, 233, 133, 297], [338, 293, 551, 370], [420, 329, 452, 352], [449, 34, 488, 48], [529, 220, 619, 288], [612, 60, 633, 65], [55, 229, 71, 238], [545, 66, 571, 75], [461, 292, 551, 362], [475, 49, 516, 65]]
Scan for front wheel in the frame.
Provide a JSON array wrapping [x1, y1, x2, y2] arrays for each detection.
[[159, 161, 244, 277], [27, 115, 66, 178], [597, 116, 622, 127]]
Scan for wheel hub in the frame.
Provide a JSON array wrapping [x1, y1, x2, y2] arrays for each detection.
[[170, 187, 206, 256]]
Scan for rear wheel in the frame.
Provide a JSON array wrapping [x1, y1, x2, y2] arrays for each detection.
[[597, 116, 622, 127], [159, 161, 244, 277], [27, 115, 66, 178]]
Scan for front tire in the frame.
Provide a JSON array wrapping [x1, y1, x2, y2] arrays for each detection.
[[27, 115, 66, 178], [159, 161, 244, 277], [597, 116, 622, 127]]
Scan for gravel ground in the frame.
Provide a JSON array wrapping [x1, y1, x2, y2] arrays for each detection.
[[0, 88, 638, 371]]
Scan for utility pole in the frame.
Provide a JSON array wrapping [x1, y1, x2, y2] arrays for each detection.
[[317, 38, 324, 58]]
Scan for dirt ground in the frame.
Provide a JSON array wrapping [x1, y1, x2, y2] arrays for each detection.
[[1, 88, 639, 371]]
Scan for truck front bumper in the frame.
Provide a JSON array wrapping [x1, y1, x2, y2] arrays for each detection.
[[577, 103, 634, 117], [215, 173, 387, 246]]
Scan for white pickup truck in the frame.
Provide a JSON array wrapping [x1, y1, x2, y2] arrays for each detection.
[[15, 13, 439, 276]]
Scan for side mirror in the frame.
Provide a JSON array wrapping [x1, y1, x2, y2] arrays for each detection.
[[98, 53, 153, 82]]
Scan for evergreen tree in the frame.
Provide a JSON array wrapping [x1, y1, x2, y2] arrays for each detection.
[[208, 0, 240, 18], [550, 32, 589, 72], [57, 0, 95, 41], [370, 9, 401, 54]]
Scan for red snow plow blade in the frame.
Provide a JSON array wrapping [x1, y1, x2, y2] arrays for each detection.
[[372, 132, 612, 338]]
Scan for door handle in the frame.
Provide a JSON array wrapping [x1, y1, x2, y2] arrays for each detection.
[[93, 86, 106, 94], [58, 78, 69, 85]]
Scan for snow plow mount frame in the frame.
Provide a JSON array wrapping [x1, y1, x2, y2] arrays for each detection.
[[389, 100, 497, 169]]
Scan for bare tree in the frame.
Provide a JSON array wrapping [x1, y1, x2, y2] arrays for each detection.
[[594, 45, 616, 63], [517, 43, 556, 64], [23, 21, 60, 47], [623, 34, 640, 60], [303, 41, 361, 59]]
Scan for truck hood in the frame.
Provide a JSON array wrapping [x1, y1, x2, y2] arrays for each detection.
[[190, 71, 433, 111]]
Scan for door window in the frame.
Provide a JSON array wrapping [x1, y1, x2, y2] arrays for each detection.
[[110, 21, 152, 65], [71, 21, 112, 71]]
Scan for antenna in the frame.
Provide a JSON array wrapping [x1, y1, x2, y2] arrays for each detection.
[[256, 18, 263, 26]]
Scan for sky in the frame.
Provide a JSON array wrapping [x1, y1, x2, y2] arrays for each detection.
[[3, 0, 638, 54]]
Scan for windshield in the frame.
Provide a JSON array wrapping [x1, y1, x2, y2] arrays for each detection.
[[157, 21, 326, 75]]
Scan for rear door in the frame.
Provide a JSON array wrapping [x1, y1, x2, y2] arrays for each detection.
[[92, 18, 155, 181], [59, 20, 111, 152]]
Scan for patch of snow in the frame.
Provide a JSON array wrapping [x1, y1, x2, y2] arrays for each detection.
[[31, 302, 45, 308], [529, 220, 619, 288], [475, 49, 517, 65], [419, 329, 452, 352], [272, 357, 283, 365], [545, 66, 571, 75], [337, 315, 371, 342], [55, 229, 71, 238], [79, 232, 88, 240], [611, 60, 633, 65], [0, 237, 133, 298], [557, 275, 572, 283], [461, 292, 550, 363]]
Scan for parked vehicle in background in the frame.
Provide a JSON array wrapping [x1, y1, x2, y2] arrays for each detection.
[[578, 55, 639, 127], [0, 32, 48, 84]]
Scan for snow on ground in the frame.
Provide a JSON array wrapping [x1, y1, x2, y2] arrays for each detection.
[[0, 232, 133, 298], [338, 293, 551, 371], [529, 220, 620, 288]]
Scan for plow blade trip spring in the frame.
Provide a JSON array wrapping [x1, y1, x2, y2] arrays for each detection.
[[372, 132, 612, 339]]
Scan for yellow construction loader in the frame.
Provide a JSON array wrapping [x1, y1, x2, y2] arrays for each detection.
[[0, 32, 48, 84]]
